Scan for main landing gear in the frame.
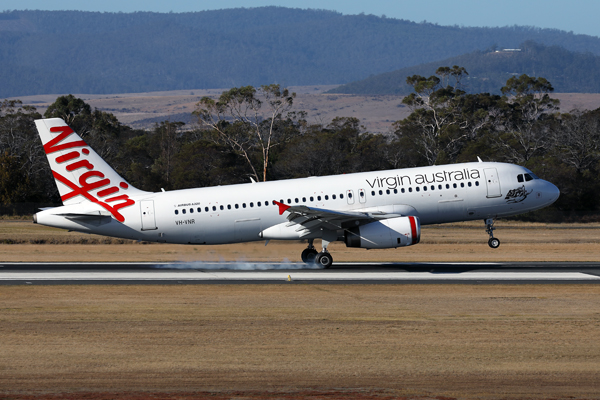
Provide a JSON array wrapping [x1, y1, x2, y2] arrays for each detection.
[[485, 218, 500, 248], [301, 239, 334, 268]]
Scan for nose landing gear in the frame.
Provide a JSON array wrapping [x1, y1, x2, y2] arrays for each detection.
[[485, 218, 500, 248]]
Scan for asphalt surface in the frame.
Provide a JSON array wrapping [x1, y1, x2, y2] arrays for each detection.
[[0, 261, 599, 284]]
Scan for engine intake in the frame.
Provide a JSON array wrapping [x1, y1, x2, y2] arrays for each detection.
[[344, 216, 420, 249]]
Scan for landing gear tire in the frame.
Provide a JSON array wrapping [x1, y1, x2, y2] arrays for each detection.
[[315, 252, 333, 269], [488, 237, 500, 249], [301, 248, 318, 263]]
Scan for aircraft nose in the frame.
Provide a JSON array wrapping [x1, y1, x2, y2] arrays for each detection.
[[544, 181, 560, 205]]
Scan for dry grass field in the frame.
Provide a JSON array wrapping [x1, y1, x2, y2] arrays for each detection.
[[0, 221, 599, 399], [14, 88, 600, 134], [1, 220, 600, 263], [0, 285, 599, 399]]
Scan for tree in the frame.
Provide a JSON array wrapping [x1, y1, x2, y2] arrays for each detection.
[[552, 109, 600, 173], [193, 84, 302, 182], [493, 74, 560, 165], [395, 66, 473, 165], [0, 100, 52, 202], [151, 121, 185, 187]]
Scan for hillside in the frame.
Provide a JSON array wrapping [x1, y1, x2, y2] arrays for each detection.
[[329, 41, 600, 95], [3, 8, 600, 97]]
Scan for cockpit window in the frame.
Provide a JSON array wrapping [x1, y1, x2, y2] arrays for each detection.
[[524, 173, 533, 182], [517, 174, 524, 183]]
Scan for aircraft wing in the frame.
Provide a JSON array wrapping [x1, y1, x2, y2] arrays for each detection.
[[272, 201, 401, 237]]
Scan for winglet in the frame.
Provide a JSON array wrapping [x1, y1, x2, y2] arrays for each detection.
[[274, 200, 291, 215]]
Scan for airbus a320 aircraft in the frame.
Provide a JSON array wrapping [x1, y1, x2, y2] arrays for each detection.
[[33, 118, 560, 268]]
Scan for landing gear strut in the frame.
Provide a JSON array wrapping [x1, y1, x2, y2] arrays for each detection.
[[485, 218, 500, 248]]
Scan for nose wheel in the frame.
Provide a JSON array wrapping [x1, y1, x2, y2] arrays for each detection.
[[485, 218, 500, 248]]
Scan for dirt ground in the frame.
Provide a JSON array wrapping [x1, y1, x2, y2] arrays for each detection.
[[0, 285, 599, 399], [1, 220, 600, 263]]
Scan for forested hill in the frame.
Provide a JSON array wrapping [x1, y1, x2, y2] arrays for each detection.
[[329, 41, 600, 95], [3, 8, 600, 97]]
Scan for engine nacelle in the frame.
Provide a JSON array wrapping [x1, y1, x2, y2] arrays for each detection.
[[344, 216, 420, 249]]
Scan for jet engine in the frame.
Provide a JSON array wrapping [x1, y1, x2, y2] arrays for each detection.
[[344, 216, 420, 249]]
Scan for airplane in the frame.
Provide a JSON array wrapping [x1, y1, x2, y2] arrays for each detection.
[[33, 118, 560, 268]]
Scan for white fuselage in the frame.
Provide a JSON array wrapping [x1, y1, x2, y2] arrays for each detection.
[[35, 161, 560, 245]]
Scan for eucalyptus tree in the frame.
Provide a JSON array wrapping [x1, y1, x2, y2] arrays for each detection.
[[394, 66, 474, 165], [493, 74, 560, 165], [194, 84, 302, 182]]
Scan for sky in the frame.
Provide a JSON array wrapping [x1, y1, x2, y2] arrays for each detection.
[[2, 0, 599, 38]]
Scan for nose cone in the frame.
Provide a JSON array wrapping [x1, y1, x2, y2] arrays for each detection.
[[544, 181, 560, 205]]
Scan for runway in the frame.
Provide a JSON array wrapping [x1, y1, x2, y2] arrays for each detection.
[[1, 261, 600, 284]]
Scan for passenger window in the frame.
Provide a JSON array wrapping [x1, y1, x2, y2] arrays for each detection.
[[302, 197, 306, 202], [438, 185, 442, 190], [475, 181, 480, 186], [340, 194, 344, 199], [332, 194, 336, 200], [453, 183, 457, 188], [325, 195, 329, 200], [220, 205, 224, 210], [446, 184, 450, 189], [517, 174, 524, 183], [378, 190, 382, 195], [310, 196, 314, 201], [250, 203, 254, 207], [190, 208, 194, 213], [386, 189, 390, 195], [347, 193, 352, 198], [235, 204, 239, 209], [360, 192, 364, 197], [182, 209, 186, 214], [371, 191, 375, 196], [257, 202, 261, 207], [409, 187, 413, 192], [317, 196, 321, 201], [416, 187, 420, 192], [423, 186, 427, 191], [394, 189, 398, 194], [227, 205, 231, 210], [287, 199, 291, 204], [401, 188, 405, 193], [205, 207, 209, 212], [431, 185, 435, 191], [197, 207, 201, 212], [175, 210, 179, 215], [212, 206, 216, 211], [242, 203, 246, 208], [460, 183, 464, 188], [265, 201, 269, 206], [524, 173, 533, 181]]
